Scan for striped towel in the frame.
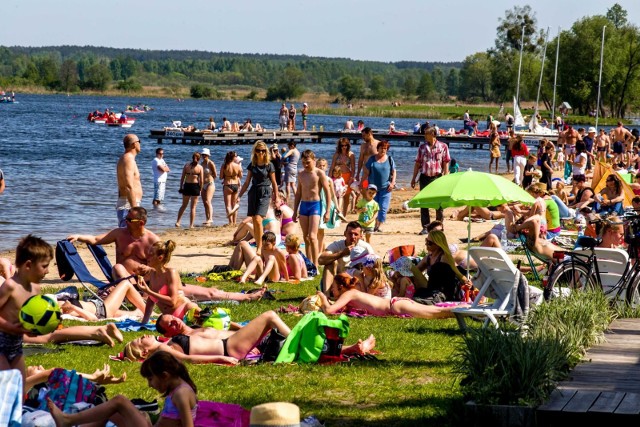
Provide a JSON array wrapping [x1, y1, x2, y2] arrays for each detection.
[[0, 369, 22, 427]]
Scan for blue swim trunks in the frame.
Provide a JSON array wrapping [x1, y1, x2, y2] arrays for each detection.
[[299, 200, 322, 216]]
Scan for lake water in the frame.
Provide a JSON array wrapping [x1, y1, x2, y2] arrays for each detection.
[[0, 94, 589, 253]]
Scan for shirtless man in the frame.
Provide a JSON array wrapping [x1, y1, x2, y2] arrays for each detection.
[[611, 122, 633, 166], [116, 134, 143, 228], [67, 206, 159, 283], [292, 150, 331, 266], [221, 117, 232, 131], [595, 128, 611, 162], [562, 126, 579, 163], [355, 127, 379, 184]]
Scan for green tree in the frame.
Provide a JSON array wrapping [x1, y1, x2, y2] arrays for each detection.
[[458, 52, 493, 101], [369, 75, 389, 99], [416, 72, 435, 100], [59, 59, 78, 92], [402, 75, 417, 97], [110, 58, 122, 81], [446, 69, 460, 97], [190, 84, 212, 98], [338, 75, 365, 102], [36, 57, 59, 89], [83, 62, 112, 91], [494, 5, 543, 54], [606, 3, 628, 29], [265, 66, 304, 101], [431, 68, 445, 98]]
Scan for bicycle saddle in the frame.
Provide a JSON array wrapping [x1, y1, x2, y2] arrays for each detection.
[[575, 235, 601, 249]]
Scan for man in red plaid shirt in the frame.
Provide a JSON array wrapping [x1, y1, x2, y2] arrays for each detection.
[[410, 127, 450, 235]]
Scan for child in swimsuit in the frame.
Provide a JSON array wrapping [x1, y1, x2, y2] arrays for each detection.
[[48, 351, 198, 427], [284, 234, 308, 280], [138, 240, 200, 324], [293, 150, 331, 267]]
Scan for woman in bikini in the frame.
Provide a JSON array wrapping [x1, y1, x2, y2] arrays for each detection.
[[124, 310, 292, 363], [59, 279, 147, 321], [330, 137, 356, 216], [176, 151, 204, 228], [275, 191, 298, 241], [138, 240, 200, 324], [200, 148, 217, 226], [316, 273, 459, 319], [221, 151, 243, 226]]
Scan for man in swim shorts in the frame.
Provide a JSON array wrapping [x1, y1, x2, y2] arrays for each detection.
[[292, 150, 331, 267], [116, 134, 143, 227]]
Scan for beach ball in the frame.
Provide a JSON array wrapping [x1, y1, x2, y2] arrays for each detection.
[[20, 294, 62, 335], [201, 308, 231, 330]]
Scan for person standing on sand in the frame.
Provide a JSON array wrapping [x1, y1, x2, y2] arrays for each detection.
[[200, 148, 217, 226], [301, 102, 309, 130], [411, 127, 450, 235], [355, 127, 379, 185], [116, 134, 143, 228], [151, 147, 170, 210]]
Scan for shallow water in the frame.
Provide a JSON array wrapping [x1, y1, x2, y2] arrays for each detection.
[[0, 94, 591, 253]]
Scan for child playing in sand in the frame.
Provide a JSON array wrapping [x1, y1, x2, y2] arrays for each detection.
[[356, 184, 380, 243], [0, 235, 54, 396], [292, 150, 331, 266]]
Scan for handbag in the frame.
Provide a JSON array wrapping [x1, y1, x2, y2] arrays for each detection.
[[258, 329, 287, 362]]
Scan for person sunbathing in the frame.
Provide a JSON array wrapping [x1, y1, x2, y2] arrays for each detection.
[[24, 323, 124, 347], [317, 273, 463, 319], [123, 310, 291, 363], [515, 214, 565, 261], [58, 279, 146, 321], [156, 313, 377, 357]]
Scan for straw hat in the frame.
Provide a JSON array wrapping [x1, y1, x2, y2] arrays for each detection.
[[532, 182, 548, 194], [250, 402, 300, 427]]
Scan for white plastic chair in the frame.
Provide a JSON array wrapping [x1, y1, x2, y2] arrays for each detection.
[[574, 247, 629, 295], [452, 247, 520, 330]]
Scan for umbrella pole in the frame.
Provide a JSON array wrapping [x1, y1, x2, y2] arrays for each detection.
[[466, 205, 471, 279]]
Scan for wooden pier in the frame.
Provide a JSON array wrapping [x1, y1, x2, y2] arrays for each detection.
[[536, 318, 640, 426], [147, 129, 524, 149]]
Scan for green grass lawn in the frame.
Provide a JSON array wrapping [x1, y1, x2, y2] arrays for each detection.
[[37, 276, 468, 426]]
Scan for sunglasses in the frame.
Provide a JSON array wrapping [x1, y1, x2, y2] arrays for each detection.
[[340, 144, 349, 147], [256, 149, 267, 153], [125, 217, 142, 223]]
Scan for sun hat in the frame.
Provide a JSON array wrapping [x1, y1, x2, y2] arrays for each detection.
[[588, 126, 596, 133], [390, 121, 395, 125], [250, 402, 300, 427], [234, 156, 243, 163], [347, 245, 373, 267], [201, 148, 211, 156], [272, 143, 278, 150], [303, 102, 308, 106], [367, 183, 378, 192], [390, 256, 416, 277], [360, 254, 380, 269]]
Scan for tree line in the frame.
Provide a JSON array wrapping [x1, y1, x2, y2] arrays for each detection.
[[0, 4, 637, 118]]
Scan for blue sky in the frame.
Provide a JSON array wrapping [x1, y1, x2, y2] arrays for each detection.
[[2, 0, 638, 63]]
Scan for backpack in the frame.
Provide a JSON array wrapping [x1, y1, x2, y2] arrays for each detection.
[[37, 369, 107, 413]]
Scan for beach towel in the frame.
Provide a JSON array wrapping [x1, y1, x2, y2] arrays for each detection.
[[113, 319, 157, 332], [0, 369, 22, 427], [194, 401, 250, 427]]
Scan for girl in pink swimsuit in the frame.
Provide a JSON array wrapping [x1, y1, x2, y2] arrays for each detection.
[[48, 351, 198, 427], [138, 240, 200, 324]]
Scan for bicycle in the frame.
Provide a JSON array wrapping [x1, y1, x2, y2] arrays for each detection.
[[543, 215, 640, 307]]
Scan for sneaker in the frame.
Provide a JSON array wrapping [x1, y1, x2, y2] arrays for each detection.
[[418, 228, 429, 235]]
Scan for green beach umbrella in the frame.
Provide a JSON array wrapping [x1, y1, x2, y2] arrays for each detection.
[[408, 169, 535, 276]]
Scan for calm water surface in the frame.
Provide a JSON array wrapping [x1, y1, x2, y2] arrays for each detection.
[[0, 94, 589, 252]]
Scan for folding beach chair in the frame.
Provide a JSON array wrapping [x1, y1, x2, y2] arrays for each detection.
[[55, 240, 133, 306], [516, 233, 551, 281], [88, 244, 115, 283], [451, 247, 521, 330]]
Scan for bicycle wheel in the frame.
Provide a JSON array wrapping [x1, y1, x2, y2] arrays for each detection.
[[626, 272, 640, 308], [546, 263, 597, 300]]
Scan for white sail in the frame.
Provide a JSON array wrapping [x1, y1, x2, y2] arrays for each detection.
[[513, 97, 526, 127]]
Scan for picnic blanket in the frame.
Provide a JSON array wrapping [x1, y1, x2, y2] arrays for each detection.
[[0, 369, 22, 427], [113, 319, 157, 332]]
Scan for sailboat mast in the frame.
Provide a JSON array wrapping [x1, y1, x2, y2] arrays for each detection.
[[535, 27, 550, 113], [516, 25, 525, 106], [595, 25, 606, 131], [551, 27, 560, 121]]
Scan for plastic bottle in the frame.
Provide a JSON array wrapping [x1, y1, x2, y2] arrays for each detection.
[[500, 220, 508, 248]]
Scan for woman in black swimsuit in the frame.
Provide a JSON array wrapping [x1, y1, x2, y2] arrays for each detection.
[[123, 310, 292, 363], [176, 152, 204, 228], [221, 151, 243, 226]]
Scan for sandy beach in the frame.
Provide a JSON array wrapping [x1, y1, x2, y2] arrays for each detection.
[[1, 184, 503, 288]]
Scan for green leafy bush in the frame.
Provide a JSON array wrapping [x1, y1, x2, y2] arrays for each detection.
[[454, 289, 613, 406]]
